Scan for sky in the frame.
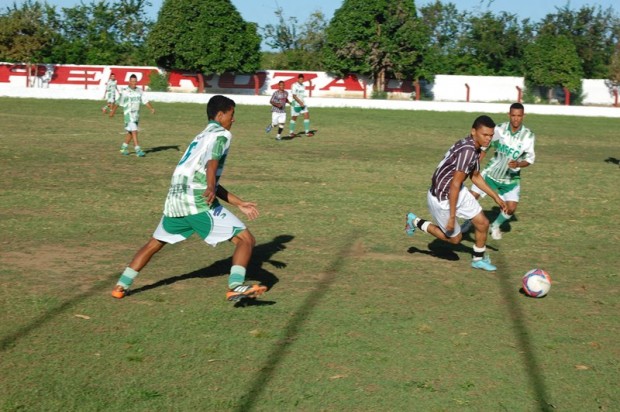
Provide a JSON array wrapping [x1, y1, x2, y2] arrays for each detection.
[[4, 0, 619, 48]]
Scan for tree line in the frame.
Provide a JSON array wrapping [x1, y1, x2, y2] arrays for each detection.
[[2, 0, 619, 100]]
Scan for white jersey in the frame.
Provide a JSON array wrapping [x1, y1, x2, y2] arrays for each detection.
[[482, 121, 536, 185], [291, 81, 307, 108], [105, 79, 117, 101], [118, 86, 149, 123], [163, 121, 232, 217]]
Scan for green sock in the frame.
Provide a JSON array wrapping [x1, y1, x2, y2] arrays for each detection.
[[228, 265, 246, 289], [117, 267, 139, 289], [493, 211, 512, 227], [121, 143, 128, 149], [289, 120, 296, 133], [304, 119, 310, 133]]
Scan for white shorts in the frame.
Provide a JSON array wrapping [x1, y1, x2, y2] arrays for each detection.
[[271, 112, 286, 125], [427, 187, 482, 237], [153, 206, 246, 247], [291, 105, 308, 116], [471, 180, 520, 202], [107, 97, 116, 104], [125, 121, 139, 132]]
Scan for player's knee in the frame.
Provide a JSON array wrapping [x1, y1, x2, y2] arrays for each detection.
[[237, 229, 255, 248], [473, 214, 490, 231], [507, 205, 517, 215], [447, 234, 462, 245]]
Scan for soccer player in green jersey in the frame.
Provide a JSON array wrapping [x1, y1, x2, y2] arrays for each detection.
[[289, 74, 314, 137], [101, 73, 118, 115], [466, 103, 536, 239], [110, 74, 155, 157], [111, 95, 267, 302]]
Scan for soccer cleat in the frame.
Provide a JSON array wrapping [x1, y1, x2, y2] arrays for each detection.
[[265, 124, 272, 133], [461, 219, 472, 233], [111, 285, 127, 299], [490, 225, 502, 240], [226, 284, 267, 302], [471, 255, 497, 271], [120, 147, 129, 155], [102, 107, 107, 114], [275, 136, 282, 141], [136, 149, 146, 157], [405, 212, 417, 236], [305, 131, 314, 137]]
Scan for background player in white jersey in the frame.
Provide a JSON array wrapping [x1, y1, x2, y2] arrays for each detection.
[[466, 103, 536, 239], [405, 115, 507, 271], [289, 74, 314, 137], [110, 74, 155, 157], [101, 73, 118, 115], [265, 81, 290, 140], [112, 95, 267, 302]]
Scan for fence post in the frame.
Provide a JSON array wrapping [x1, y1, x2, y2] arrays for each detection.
[[465, 83, 470, 102], [414, 80, 420, 101], [516, 86, 522, 103], [563, 87, 570, 105]]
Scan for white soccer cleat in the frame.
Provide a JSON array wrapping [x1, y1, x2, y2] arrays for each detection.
[[490, 225, 502, 240]]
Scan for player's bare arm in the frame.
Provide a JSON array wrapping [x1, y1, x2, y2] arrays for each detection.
[[508, 159, 531, 169], [216, 185, 259, 221], [203, 159, 219, 205], [471, 171, 507, 212], [447, 171, 467, 232]]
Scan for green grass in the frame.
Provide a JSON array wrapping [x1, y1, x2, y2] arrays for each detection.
[[0, 97, 618, 411]]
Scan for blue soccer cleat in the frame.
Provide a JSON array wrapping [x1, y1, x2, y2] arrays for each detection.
[[471, 255, 497, 271], [405, 212, 416, 236]]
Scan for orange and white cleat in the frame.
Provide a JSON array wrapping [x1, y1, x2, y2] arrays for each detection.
[[226, 284, 267, 302], [111, 285, 127, 299]]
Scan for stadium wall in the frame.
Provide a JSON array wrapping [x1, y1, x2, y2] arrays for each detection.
[[1, 63, 619, 118]]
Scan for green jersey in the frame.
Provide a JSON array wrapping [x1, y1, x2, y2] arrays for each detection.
[[163, 121, 231, 217], [118, 86, 149, 124], [482, 121, 536, 185], [291, 81, 307, 108], [105, 79, 117, 101]]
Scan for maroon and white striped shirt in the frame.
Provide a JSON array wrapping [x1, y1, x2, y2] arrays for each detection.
[[430, 136, 480, 201], [270, 90, 289, 113]]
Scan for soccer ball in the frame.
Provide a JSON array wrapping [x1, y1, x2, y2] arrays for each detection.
[[522, 269, 552, 298]]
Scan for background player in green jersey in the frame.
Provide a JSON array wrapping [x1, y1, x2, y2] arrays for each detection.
[[101, 73, 118, 115], [110, 74, 155, 157], [466, 103, 536, 239], [112, 95, 267, 302], [289, 74, 314, 137]]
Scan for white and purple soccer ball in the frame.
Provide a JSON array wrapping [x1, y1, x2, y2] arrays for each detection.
[[522, 269, 552, 298]]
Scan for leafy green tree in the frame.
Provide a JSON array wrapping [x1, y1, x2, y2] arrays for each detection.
[[147, 0, 260, 76], [0, 1, 59, 63], [537, 5, 620, 79], [523, 33, 582, 100], [262, 8, 327, 70], [322, 0, 429, 91]]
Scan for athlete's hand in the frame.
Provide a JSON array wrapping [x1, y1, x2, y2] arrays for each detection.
[[446, 217, 455, 233], [496, 198, 508, 213], [203, 187, 216, 205], [238, 202, 259, 221]]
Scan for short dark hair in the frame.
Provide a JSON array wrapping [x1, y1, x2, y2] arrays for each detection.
[[129, 74, 137, 80], [510, 102, 524, 111], [472, 115, 496, 129], [207, 95, 236, 120], [298, 74, 304, 79]]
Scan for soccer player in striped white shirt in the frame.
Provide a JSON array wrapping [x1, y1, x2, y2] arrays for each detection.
[[112, 95, 267, 302], [289, 74, 314, 137], [405, 116, 507, 271], [265, 81, 290, 140], [468, 103, 536, 240]]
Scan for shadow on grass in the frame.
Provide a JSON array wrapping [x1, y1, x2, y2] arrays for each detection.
[[0, 235, 292, 352], [604, 156, 619, 166], [144, 145, 180, 154], [494, 254, 555, 411], [408, 237, 498, 261], [235, 232, 357, 412], [128, 234, 293, 297]]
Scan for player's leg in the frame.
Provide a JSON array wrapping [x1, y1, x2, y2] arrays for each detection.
[[276, 113, 285, 140], [303, 111, 312, 136], [405, 190, 462, 245], [289, 113, 297, 137], [112, 216, 192, 298], [120, 130, 132, 155], [129, 127, 145, 157], [489, 183, 519, 239]]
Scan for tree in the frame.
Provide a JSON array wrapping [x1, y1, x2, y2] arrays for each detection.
[[147, 0, 261, 76], [322, 0, 429, 92], [523, 33, 582, 100], [261, 8, 327, 70], [537, 5, 620, 79], [0, 1, 58, 63]]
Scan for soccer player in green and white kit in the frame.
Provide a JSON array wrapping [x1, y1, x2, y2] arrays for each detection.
[[102, 73, 118, 115], [110, 74, 155, 157], [289, 74, 314, 137], [466, 103, 536, 239], [112, 95, 267, 302]]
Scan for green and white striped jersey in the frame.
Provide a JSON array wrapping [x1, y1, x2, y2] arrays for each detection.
[[163, 121, 231, 217], [291, 81, 306, 108], [482, 121, 536, 184], [105, 79, 117, 100], [118, 86, 148, 123]]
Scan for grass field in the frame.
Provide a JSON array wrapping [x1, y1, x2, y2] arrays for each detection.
[[0, 96, 618, 411]]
